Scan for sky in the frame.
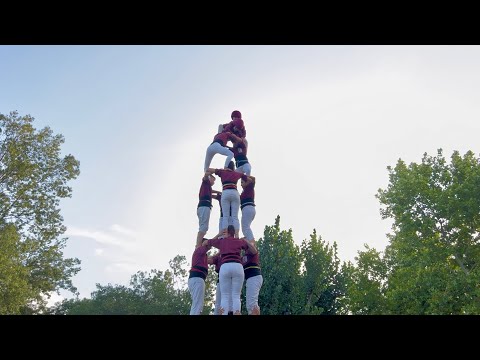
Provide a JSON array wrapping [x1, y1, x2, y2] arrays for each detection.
[[1, 45, 480, 304]]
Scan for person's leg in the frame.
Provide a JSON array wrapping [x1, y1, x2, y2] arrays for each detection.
[[188, 277, 206, 315], [219, 264, 233, 315], [218, 146, 234, 169], [196, 207, 210, 247], [244, 163, 251, 176], [220, 190, 234, 231], [204, 143, 217, 172], [214, 280, 221, 315], [246, 275, 263, 315], [231, 263, 245, 315], [241, 205, 256, 241], [235, 163, 251, 176], [228, 191, 241, 236]]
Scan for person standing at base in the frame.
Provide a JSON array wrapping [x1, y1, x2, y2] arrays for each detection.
[[188, 240, 214, 315], [196, 173, 216, 248], [202, 225, 257, 315], [240, 175, 256, 241], [242, 243, 263, 315]]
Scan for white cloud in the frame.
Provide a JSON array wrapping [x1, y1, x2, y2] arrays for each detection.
[[66, 225, 137, 251], [110, 224, 137, 238], [105, 262, 141, 275]]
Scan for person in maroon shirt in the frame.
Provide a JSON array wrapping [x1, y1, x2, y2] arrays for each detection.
[[188, 241, 214, 315], [242, 244, 263, 315], [202, 225, 257, 315], [196, 173, 216, 248], [222, 110, 247, 139], [228, 132, 251, 175], [206, 162, 248, 238], [240, 175, 256, 241], [203, 129, 235, 172]]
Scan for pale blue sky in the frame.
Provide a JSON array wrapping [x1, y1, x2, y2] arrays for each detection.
[[1, 45, 480, 303]]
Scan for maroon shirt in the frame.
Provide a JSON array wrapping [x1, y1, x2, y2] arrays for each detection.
[[211, 253, 221, 273], [240, 179, 255, 209], [242, 251, 260, 267], [230, 136, 248, 166], [210, 253, 221, 283], [242, 250, 261, 279], [198, 177, 213, 208], [223, 121, 246, 138], [212, 131, 233, 147], [189, 245, 209, 279], [214, 169, 248, 190], [206, 236, 249, 266]]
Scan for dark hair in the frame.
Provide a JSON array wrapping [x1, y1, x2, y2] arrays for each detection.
[[227, 225, 235, 236], [227, 161, 235, 171], [231, 110, 241, 119]]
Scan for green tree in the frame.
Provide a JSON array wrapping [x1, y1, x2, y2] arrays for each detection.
[[376, 149, 480, 314], [50, 254, 219, 315], [300, 229, 348, 314], [0, 222, 33, 313], [342, 245, 389, 314], [257, 216, 303, 315], [0, 111, 81, 313]]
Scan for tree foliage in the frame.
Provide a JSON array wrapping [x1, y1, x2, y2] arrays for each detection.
[[374, 149, 480, 314], [0, 111, 81, 314], [299, 229, 348, 314], [256, 216, 303, 314]]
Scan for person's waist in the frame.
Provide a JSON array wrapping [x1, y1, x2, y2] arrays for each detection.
[[189, 266, 208, 279], [198, 198, 212, 208], [222, 182, 237, 190], [244, 268, 262, 279], [212, 139, 225, 146], [241, 198, 255, 208], [223, 260, 241, 264], [235, 154, 248, 163]]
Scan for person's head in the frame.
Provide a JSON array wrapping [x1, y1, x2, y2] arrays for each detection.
[[231, 110, 242, 120], [208, 174, 216, 186], [227, 161, 235, 171], [241, 178, 246, 188], [227, 225, 235, 237]]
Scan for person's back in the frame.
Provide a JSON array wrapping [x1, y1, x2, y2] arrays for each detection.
[[203, 225, 256, 315]]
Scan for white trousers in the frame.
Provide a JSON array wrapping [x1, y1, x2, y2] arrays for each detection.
[[219, 262, 244, 315], [204, 142, 234, 172], [221, 189, 240, 231], [188, 277, 205, 315], [246, 275, 263, 314], [241, 205, 256, 241]]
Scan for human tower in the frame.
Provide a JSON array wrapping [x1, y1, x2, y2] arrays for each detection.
[[187, 110, 262, 315]]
